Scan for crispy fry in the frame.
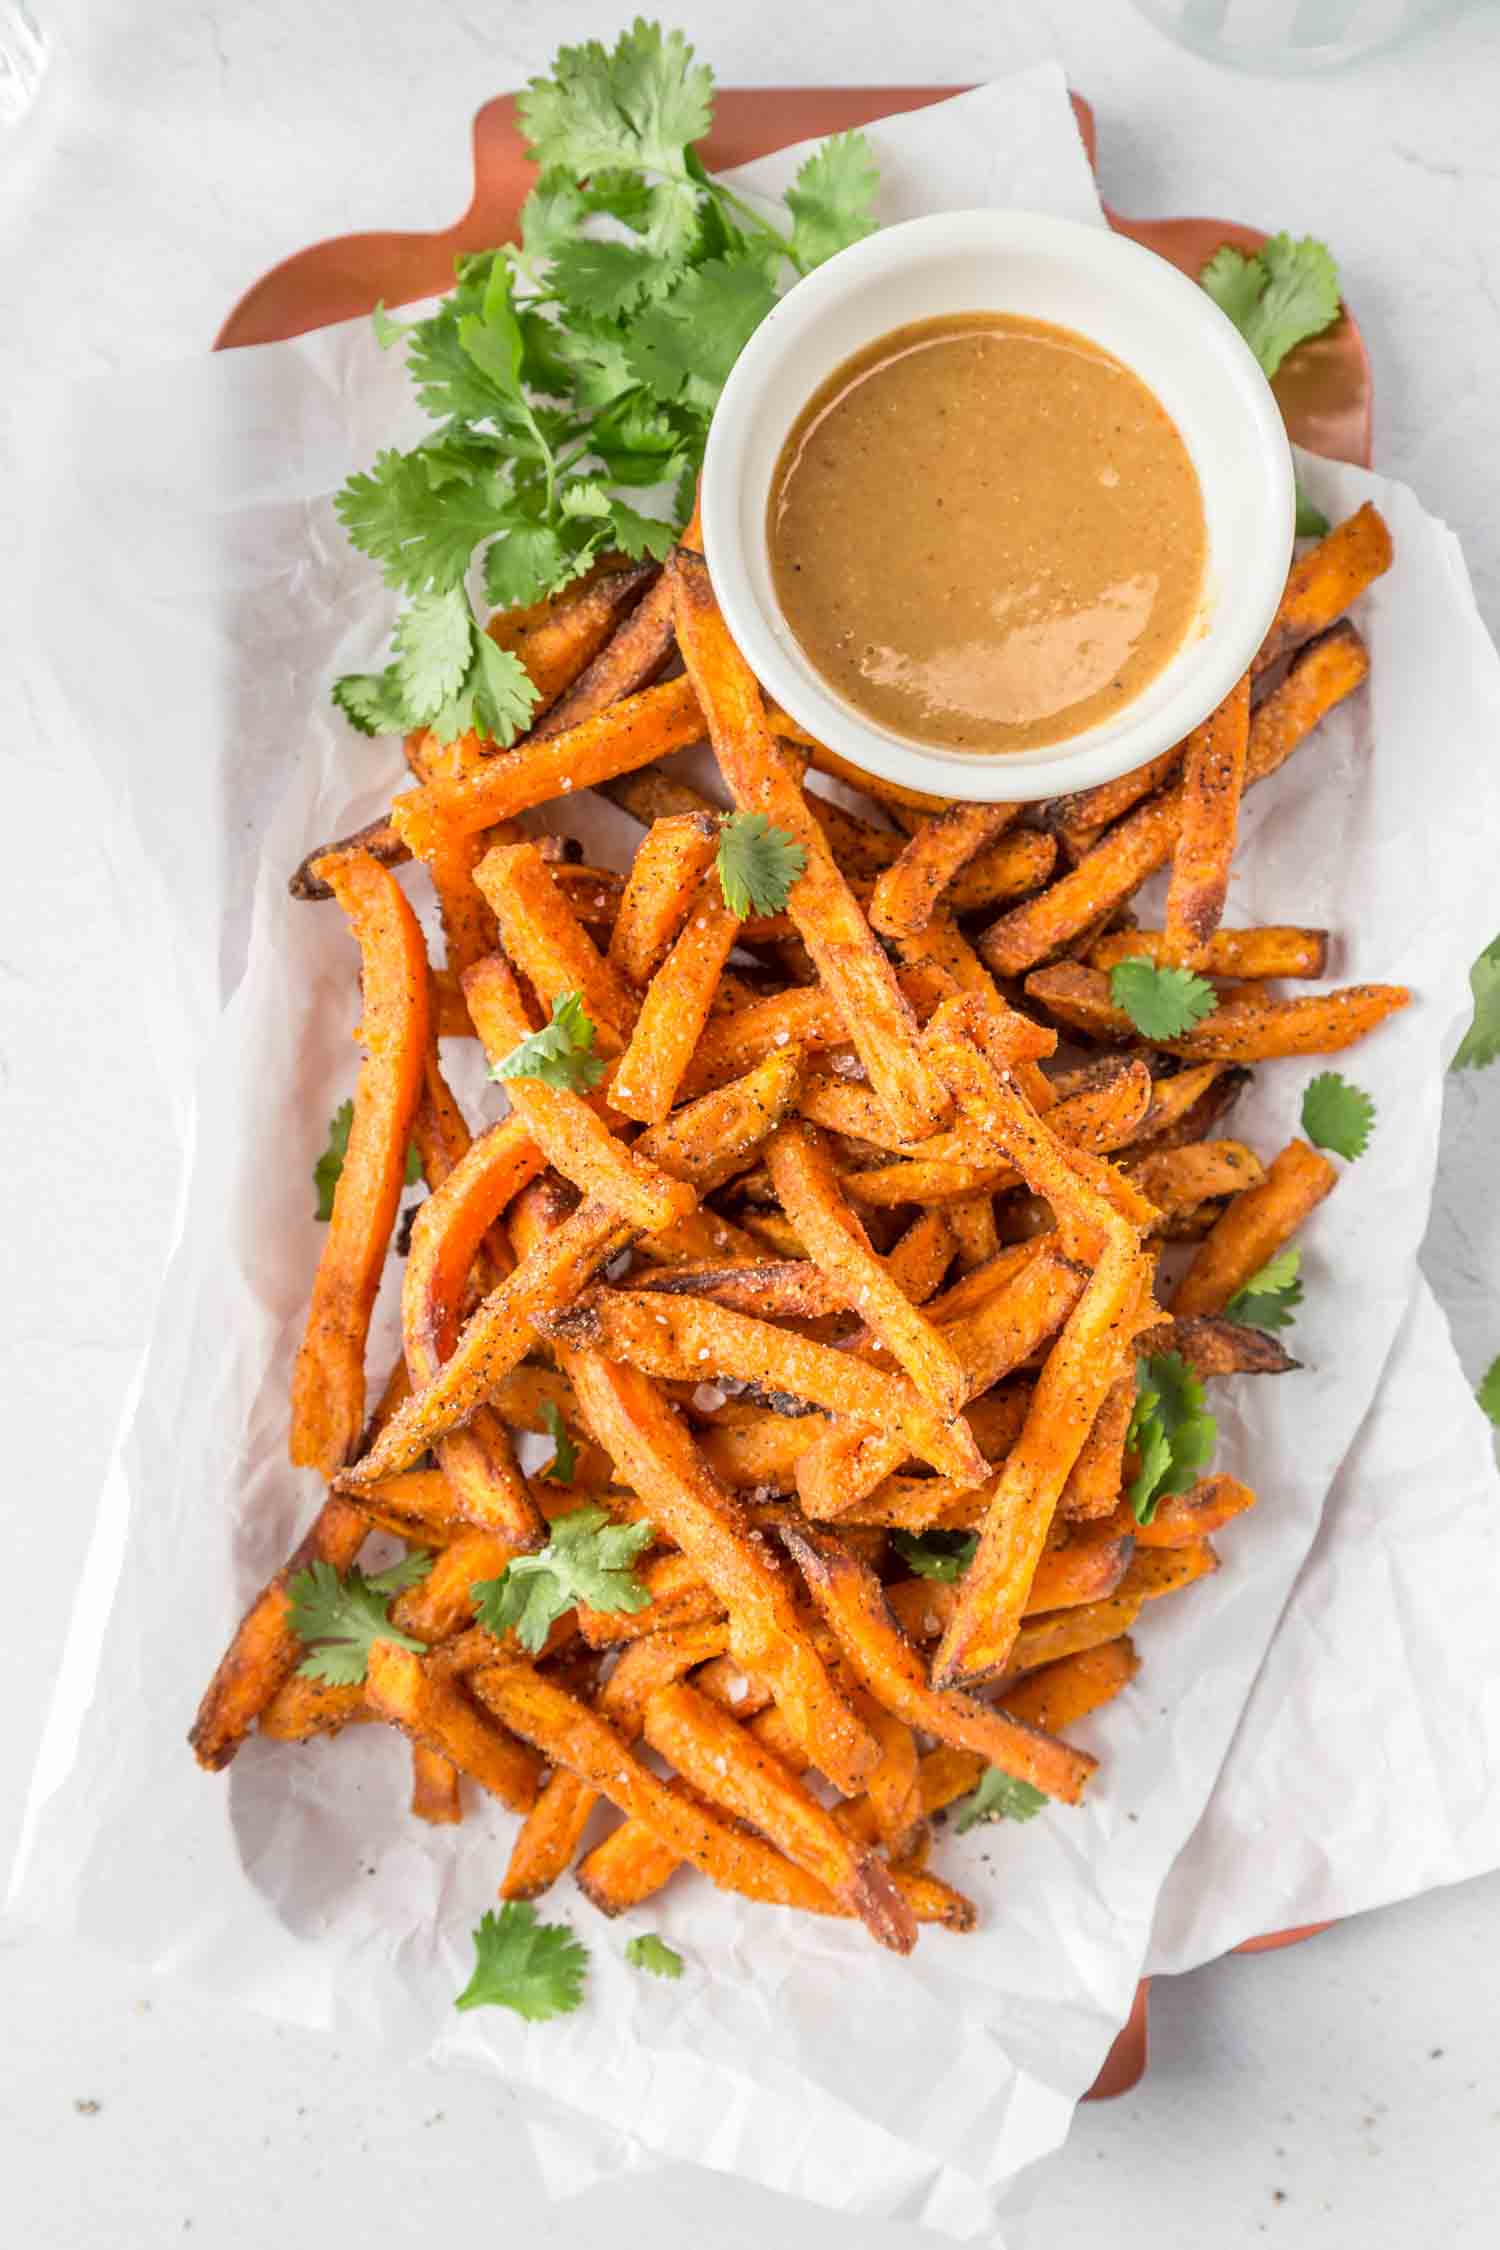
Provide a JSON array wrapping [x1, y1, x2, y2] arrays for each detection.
[[1027, 1525, 1135, 1610], [783, 1524, 1097, 1804], [998, 1635, 1140, 1733], [765, 1121, 967, 1415], [1056, 1375, 1135, 1522], [1006, 1540, 1219, 1672], [673, 552, 950, 1141], [1089, 927, 1329, 980], [947, 1191, 1001, 1275], [869, 802, 1020, 939], [536, 567, 675, 738], [1163, 671, 1250, 963], [1025, 961, 1409, 1059], [290, 853, 430, 1475], [1123, 1139, 1267, 1216], [642, 1682, 915, 1947], [947, 827, 1059, 915], [1255, 502, 1392, 677], [611, 874, 740, 1123], [843, 1061, 1153, 1210], [257, 1671, 370, 1743], [601, 765, 721, 828], [636, 1258, 843, 1320], [410, 1745, 463, 1825], [1172, 1137, 1338, 1316], [1042, 745, 1185, 861], [472, 842, 639, 1049], [1139, 1314, 1298, 1378], [289, 812, 409, 900], [679, 985, 849, 1096], [1105, 1473, 1257, 1547], [608, 812, 722, 988], [576, 1549, 723, 1646], [362, 1643, 543, 1814], [490, 561, 658, 715]]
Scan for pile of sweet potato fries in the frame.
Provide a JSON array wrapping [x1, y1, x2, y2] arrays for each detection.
[[191, 501, 1403, 1955]]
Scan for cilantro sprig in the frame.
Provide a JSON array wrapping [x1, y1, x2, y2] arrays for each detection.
[[490, 990, 606, 1095], [286, 1553, 433, 1684], [1227, 1246, 1304, 1334], [1301, 1071, 1375, 1160], [625, 1932, 685, 1979], [1126, 1352, 1217, 1526], [890, 1529, 978, 1584], [1477, 1355, 1500, 1428], [1452, 934, 1500, 1072], [331, 21, 879, 744], [472, 1504, 655, 1652], [313, 1099, 422, 1220], [538, 1400, 578, 1486], [954, 1770, 1048, 1835], [1109, 956, 1218, 1043], [716, 811, 807, 918], [455, 1904, 588, 2021], [1199, 232, 1342, 539]]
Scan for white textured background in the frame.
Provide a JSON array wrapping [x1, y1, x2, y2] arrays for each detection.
[[2, 2, 1498, 2243]]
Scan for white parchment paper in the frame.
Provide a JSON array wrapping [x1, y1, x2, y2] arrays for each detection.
[[10, 67, 1500, 2242]]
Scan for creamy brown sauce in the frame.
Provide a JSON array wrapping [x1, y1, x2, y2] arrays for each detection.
[[768, 312, 1207, 753]]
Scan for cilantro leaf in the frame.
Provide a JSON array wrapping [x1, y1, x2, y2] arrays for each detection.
[[1127, 1352, 1217, 1525], [539, 1401, 578, 1486], [313, 1100, 420, 1219], [517, 21, 714, 184], [785, 132, 879, 272], [334, 447, 510, 595], [890, 1529, 977, 1584], [482, 523, 577, 610], [393, 589, 474, 722], [331, 666, 411, 739], [1301, 1071, 1375, 1160], [472, 1504, 655, 1652], [455, 1904, 588, 2022], [954, 1769, 1048, 1834], [469, 631, 543, 746], [625, 1932, 684, 1979], [1199, 234, 1341, 380], [1109, 955, 1218, 1041], [490, 990, 606, 1094], [548, 237, 659, 318], [1477, 1355, 1500, 1428], [1227, 1246, 1304, 1333], [286, 1554, 432, 1684], [716, 812, 807, 918], [1295, 482, 1331, 538], [1452, 934, 1500, 1071], [627, 259, 778, 408], [606, 499, 678, 562]]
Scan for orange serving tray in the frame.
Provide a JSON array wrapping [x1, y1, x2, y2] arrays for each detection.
[[217, 86, 1369, 2101]]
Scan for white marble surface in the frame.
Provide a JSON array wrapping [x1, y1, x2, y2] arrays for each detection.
[[2, 2, 1498, 2243]]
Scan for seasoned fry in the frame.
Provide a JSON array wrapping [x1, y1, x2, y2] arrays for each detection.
[[537, 566, 676, 737], [472, 842, 639, 1048], [679, 985, 849, 1096], [1140, 1314, 1298, 1378], [1042, 745, 1184, 861], [1123, 1139, 1267, 1216], [869, 802, 1020, 939], [290, 854, 430, 1475], [1026, 961, 1409, 1058], [1056, 1375, 1135, 1522], [1255, 502, 1392, 677], [1172, 1137, 1338, 1316], [1163, 671, 1250, 963], [1007, 1540, 1219, 1672], [1105, 1473, 1257, 1547], [610, 873, 740, 1123], [673, 551, 951, 1141], [1089, 926, 1329, 980], [410, 1745, 464, 1825], [490, 561, 659, 713], [289, 812, 409, 900], [609, 812, 722, 988]]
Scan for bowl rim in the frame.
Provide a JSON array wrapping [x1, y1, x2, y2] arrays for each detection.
[[700, 206, 1295, 805]]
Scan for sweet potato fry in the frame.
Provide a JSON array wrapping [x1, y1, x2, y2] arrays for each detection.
[[362, 1643, 542, 1814], [348, 1052, 803, 1483], [1139, 1314, 1298, 1377], [468, 1653, 912, 1951], [1105, 1473, 1257, 1547], [1025, 962, 1409, 1060], [601, 765, 721, 828], [289, 812, 409, 900], [1026, 1525, 1135, 1611], [1056, 1375, 1135, 1522], [463, 954, 694, 1231], [256, 1671, 370, 1743], [635, 1258, 843, 1320], [795, 736, 952, 819], [1163, 671, 1250, 963], [946, 828, 1059, 915], [642, 1682, 914, 1947], [783, 1524, 1096, 1804], [1123, 1139, 1267, 1216], [472, 842, 638, 1049], [611, 875, 740, 1124], [576, 1549, 723, 1646], [1089, 927, 1328, 981], [1172, 1137, 1338, 1316], [998, 1634, 1140, 1734], [842, 1062, 1152, 1210], [1255, 502, 1392, 677], [1042, 746, 1184, 862], [536, 566, 675, 738], [765, 1121, 967, 1416], [673, 552, 950, 1141], [980, 628, 1369, 976], [947, 1191, 1001, 1275], [489, 561, 658, 715], [410, 1745, 463, 1825], [609, 813, 722, 988], [678, 985, 849, 1096], [869, 802, 1020, 939], [290, 853, 430, 1475], [545, 1288, 987, 1485], [1006, 1540, 1218, 1672]]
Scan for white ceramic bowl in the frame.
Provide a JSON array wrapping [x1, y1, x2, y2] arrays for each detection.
[[700, 209, 1294, 804]]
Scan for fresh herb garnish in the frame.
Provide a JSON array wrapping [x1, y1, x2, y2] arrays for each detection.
[[313, 1100, 422, 1220], [286, 1553, 433, 1684], [715, 811, 807, 918], [1452, 935, 1500, 1072], [954, 1770, 1048, 1834], [1127, 1351, 1217, 1526], [490, 990, 606, 1095], [625, 1932, 685, 1979], [538, 1400, 578, 1485], [1199, 234, 1341, 381], [455, 1903, 588, 2021], [331, 20, 878, 744], [1295, 489, 1331, 538], [1477, 1355, 1500, 1428], [890, 1528, 978, 1584], [472, 1504, 655, 1652], [1227, 1246, 1304, 1334], [1301, 1070, 1375, 1160], [1109, 956, 1218, 1042]]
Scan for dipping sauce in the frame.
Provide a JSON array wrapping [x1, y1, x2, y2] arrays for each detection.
[[767, 312, 1207, 754]]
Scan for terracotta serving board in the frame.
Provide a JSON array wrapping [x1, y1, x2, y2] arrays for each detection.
[[217, 84, 1368, 2103]]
